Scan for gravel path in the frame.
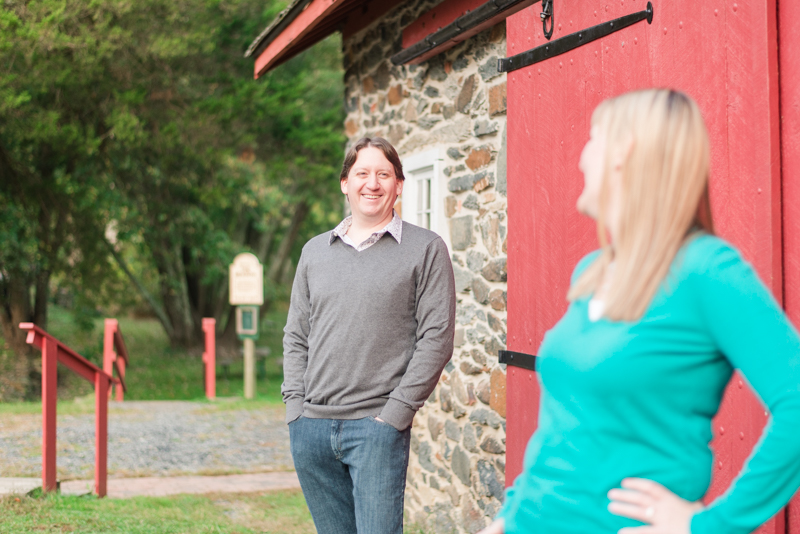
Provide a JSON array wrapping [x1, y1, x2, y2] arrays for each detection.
[[0, 401, 293, 481]]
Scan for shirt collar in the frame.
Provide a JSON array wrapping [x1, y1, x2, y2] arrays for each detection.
[[329, 210, 403, 246]]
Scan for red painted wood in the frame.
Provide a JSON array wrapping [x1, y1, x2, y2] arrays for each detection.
[[402, 0, 486, 47], [400, 0, 536, 66], [95, 372, 109, 498], [254, 0, 341, 78], [203, 318, 216, 400], [780, 0, 800, 529], [42, 336, 57, 493], [21, 323, 114, 497], [506, 1, 783, 531]]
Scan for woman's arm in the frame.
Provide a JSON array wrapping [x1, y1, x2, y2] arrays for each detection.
[[687, 242, 800, 533]]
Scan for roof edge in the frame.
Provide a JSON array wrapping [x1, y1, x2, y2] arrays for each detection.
[[245, 0, 313, 59]]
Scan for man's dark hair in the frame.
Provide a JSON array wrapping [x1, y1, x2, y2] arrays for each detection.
[[340, 137, 405, 182]]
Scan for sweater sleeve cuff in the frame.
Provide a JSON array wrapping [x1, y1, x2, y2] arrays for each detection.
[[285, 398, 304, 424], [690, 507, 749, 534], [379, 398, 416, 431]]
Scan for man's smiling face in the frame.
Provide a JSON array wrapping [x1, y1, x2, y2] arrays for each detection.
[[340, 146, 403, 225]]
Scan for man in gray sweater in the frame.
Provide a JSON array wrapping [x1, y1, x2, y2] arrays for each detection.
[[283, 137, 456, 534]]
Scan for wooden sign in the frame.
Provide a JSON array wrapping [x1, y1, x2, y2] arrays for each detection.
[[229, 253, 264, 305]]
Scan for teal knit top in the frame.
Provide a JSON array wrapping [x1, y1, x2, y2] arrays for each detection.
[[498, 234, 800, 533]]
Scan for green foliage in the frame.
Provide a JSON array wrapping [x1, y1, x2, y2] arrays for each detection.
[[0, 0, 346, 364]]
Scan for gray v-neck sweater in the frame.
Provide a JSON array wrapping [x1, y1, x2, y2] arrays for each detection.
[[282, 222, 456, 430]]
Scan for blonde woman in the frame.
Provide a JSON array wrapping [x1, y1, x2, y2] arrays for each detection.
[[480, 89, 800, 534]]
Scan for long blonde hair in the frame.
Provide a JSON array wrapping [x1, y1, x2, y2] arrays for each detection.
[[567, 89, 714, 321]]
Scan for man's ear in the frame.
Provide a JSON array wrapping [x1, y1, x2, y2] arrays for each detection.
[[395, 178, 404, 196], [340, 178, 348, 196]]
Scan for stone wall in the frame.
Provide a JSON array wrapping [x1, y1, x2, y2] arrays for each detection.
[[342, 3, 509, 532]]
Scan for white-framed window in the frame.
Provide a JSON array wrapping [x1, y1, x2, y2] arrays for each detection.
[[400, 148, 450, 252]]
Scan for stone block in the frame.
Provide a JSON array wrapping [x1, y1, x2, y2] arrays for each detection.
[[430, 502, 457, 532], [362, 76, 375, 93], [466, 146, 492, 170], [463, 424, 479, 453], [453, 264, 473, 293], [448, 170, 492, 193], [467, 250, 486, 272], [476, 378, 491, 405], [477, 459, 505, 500], [419, 440, 437, 471], [425, 86, 440, 97], [470, 408, 504, 429], [345, 119, 359, 137], [488, 312, 505, 333], [480, 436, 505, 454], [480, 217, 501, 256], [451, 371, 469, 405], [404, 101, 418, 122], [418, 116, 442, 130], [461, 494, 487, 533], [490, 367, 506, 417], [375, 62, 391, 89], [460, 360, 483, 375], [479, 55, 502, 82], [472, 278, 490, 304], [454, 328, 465, 347], [488, 82, 507, 116], [387, 84, 403, 105], [474, 120, 500, 137], [445, 195, 457, 217], [482, 258, 507, 282], [440, 386, 453, 412], [471, 349, 488, 366], [431, 102, 442, 114], [447, 147, 463, 160], [489, 289, 507, 310], [456, 74, 476, 113], [445, 419, 462, 442], [443, 104, 456, 119], [387, 123, 405, 145], [463, 193, 479, 210], [429, 475, 440, 490], [457, 303, 477, 325], [484, 336, 505, 358], [429, 413, 445, 441], [450, 216, 473, 250], [452, 446, 471, 485]]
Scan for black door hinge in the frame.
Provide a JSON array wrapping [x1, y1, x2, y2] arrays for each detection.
[[498, 2, 653, 73], [498, 350, 537, 372]]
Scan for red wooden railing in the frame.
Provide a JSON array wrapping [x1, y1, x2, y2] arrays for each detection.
[[202, 318, 216, 400], [103, 319, 129, 402], [19, 322, 125, 497]]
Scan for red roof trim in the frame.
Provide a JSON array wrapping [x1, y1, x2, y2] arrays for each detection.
[[402, 0, 486, 49], [254, 0, 341, 79]]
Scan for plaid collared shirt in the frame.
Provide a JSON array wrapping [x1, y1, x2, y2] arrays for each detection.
[[329, 210, 403, 251]]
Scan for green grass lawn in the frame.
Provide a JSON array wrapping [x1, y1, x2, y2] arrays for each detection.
[[0, 490, 315, 534], [36, 305, 288, 403]]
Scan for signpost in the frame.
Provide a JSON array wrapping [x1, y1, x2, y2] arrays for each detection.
[[229, 253, 263, 399]]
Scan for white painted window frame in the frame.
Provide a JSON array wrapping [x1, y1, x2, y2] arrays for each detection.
[[401, 148, 450, 252]]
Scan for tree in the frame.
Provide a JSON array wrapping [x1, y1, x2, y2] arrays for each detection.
[[0, 0, 345, 397]]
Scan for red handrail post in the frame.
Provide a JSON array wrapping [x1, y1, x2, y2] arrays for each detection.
[[103, 319, 127, 402], [42, 336, 58, 493], [94, 371, 109, 497], [202, 318, 216, 400]]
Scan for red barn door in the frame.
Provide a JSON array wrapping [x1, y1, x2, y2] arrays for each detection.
[[505, 0, 791, 532]]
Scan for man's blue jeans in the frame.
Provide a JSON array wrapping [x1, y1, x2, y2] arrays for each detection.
[[289, 415, 411, 534]]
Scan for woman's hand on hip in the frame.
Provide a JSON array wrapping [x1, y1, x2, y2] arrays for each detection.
[[608, 478, 703, 533], [477, 518, 504, 534]]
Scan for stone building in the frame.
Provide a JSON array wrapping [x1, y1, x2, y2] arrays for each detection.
[[247, 1, 533, 531]]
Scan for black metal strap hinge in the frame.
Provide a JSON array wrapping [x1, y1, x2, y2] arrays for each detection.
[[498, 1, 653, 73], [498, 350, 537, 372]]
